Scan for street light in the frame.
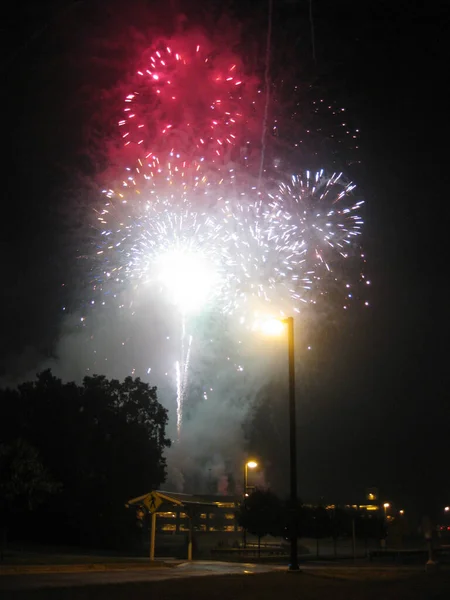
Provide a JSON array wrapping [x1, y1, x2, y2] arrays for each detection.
[[383, 503, 390, 518], [399, 509, 405, 515], [261, 316, 299, 571], [243, 460, 258, 549], [244, 460, 258, 496], [445, 506, 450, 512], [260, 318, 286, 336]]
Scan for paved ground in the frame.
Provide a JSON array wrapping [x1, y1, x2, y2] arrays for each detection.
[[0, 561, 279, 591], [1, 564, 449, 600]]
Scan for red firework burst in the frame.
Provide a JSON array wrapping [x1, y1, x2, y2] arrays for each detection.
[[119, 39, 249, 162]]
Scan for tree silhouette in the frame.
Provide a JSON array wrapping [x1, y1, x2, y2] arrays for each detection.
[[0, 438, 60, 559], [237, 489, 283, 556], [0, 370, 170, 550]]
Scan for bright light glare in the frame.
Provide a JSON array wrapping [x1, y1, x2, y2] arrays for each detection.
[[156, 248, 217, 312], [383, 503, 390, 509], [246, 460, 258, 469], [259, 318, 286, 336], [445, 506, 450, 512]]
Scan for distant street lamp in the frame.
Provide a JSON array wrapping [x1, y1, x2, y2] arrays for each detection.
[[399, 509, 405, 515], [243, 460, 258, 549], [261, 316, 299, 571], [244, 460, 258, 496], [445, 506, 450, 512], [383, 502, 390, 517]]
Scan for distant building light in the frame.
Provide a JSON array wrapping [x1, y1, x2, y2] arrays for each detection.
[[366, 488, 378, 501]]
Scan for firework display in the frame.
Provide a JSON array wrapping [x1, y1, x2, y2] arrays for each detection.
[[95, 166, 366, 320], [86, 31, 367, 436], [270, 84, 361, 169], [119, 38, 255, 163], [96, 184, 225, 313], [271, 170, 367, 308]]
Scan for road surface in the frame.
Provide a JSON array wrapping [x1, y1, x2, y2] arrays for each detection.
[[0, 561, 280, 591]]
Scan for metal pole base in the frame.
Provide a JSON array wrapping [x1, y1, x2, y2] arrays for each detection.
[[425, 560, 438, 573], [287, 565, 301, 572]]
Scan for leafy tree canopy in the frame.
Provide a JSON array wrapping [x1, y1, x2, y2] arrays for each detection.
[[237, 489, 283, 539], [0, 370, 170, 549]]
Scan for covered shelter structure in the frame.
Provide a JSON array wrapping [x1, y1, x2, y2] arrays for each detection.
[[126, 490, 238, 560]]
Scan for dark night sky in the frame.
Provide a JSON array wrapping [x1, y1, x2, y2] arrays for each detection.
[[1, 1, 448, 515]]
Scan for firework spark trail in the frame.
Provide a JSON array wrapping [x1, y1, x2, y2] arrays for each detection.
[[175, 314, 194, 437], [181, 333, 193, 432], [175, 359, 181, 434]]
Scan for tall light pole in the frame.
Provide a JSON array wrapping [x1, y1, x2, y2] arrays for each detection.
[[244, 460, 258, 497], [285, 316, 299, 571], [243, 460, 258, 548], [260, 316, 299, 571]]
